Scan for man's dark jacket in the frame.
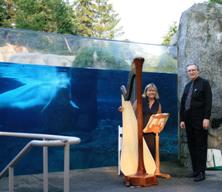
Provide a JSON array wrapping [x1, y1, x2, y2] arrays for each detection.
[[180, 76, 212, 123]]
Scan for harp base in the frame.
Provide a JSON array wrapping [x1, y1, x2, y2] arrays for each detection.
[[156, 172, 171, 179], [124, 174, 158, 187]]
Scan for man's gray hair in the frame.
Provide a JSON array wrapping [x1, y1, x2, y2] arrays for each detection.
[[186, 63, 200, 71]]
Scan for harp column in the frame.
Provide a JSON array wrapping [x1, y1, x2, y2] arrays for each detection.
[[124, 58, 158, 187]]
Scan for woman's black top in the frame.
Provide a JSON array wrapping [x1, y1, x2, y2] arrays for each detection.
[[142, 96, 160, 129]]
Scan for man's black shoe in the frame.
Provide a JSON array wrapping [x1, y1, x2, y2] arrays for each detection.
[[186, 172, 198, 178], [194, 172, 205, 182]]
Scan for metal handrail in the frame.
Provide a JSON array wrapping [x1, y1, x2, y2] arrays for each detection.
[[0, 131, 81, 192]]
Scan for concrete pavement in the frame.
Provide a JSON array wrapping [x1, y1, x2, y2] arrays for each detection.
[[0, 161, 222, 192]]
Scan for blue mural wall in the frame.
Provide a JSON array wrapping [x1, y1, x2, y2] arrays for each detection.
[[0, 62, 177, 175]]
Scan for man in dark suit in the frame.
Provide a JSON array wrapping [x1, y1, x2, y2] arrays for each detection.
[[180, 63, 212, 182]]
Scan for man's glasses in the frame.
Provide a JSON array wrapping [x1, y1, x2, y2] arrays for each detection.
[[187, 69, 197, 72]]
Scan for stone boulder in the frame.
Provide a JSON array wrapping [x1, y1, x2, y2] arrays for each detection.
[[177, 2, 222, 166], [0, 43, 29, 62], [9, 53, 75, 67], [0, 43, 75, 67]]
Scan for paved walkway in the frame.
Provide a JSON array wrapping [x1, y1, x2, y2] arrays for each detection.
[[0, 161, 222, 192]]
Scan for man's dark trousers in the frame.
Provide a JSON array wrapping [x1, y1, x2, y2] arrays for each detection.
[[185, 111, 208, 174]]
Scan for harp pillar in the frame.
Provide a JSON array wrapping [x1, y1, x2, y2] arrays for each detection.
[[124, 58, 158, 186]]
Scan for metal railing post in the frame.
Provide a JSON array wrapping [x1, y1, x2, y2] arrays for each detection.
[[0, 132, 80, 192], [8, 167, 14, 192], [43, 143, 48, 192], [64, 143, 70, 192]]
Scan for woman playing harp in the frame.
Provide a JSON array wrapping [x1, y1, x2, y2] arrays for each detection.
[[134, 83, 162, 159]]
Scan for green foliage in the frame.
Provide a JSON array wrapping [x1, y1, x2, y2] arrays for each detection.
[[73, 0, 94, 37], [1, 0, 122, 40], [0, 0, 15, 27], [162, 22, 178, 46], [73, 46, 128, 69], [0, 0, 78, 54], [73, 0, 123, 39], [209, 0, 222, 4], [14, 0, 77, 34], [158, 53, 177, 73], [0, 0, 77, 34], [93, 0, 122, 39], [143, 53, 177, 73], [0, 0, 6, 26], [0, 0, 7, 26]]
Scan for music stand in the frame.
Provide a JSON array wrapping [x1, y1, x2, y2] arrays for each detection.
[[143, 113, 171, 179]]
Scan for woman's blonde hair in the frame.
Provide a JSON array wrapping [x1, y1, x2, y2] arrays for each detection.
[[142, 83, 159, 99]]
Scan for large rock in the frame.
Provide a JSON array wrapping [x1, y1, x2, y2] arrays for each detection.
[[0, 43, 28, 61], [0, 43, 75, 67], [177, 2, 222, 166], [9, 53, 75, 67]]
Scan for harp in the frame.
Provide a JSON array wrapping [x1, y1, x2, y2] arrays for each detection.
[[120, 57, 158, 186]]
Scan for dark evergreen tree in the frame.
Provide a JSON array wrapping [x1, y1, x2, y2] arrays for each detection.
[[0, 0, 77, 34], [0, 0, 15, 27], [73, 0, 123, 39]]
